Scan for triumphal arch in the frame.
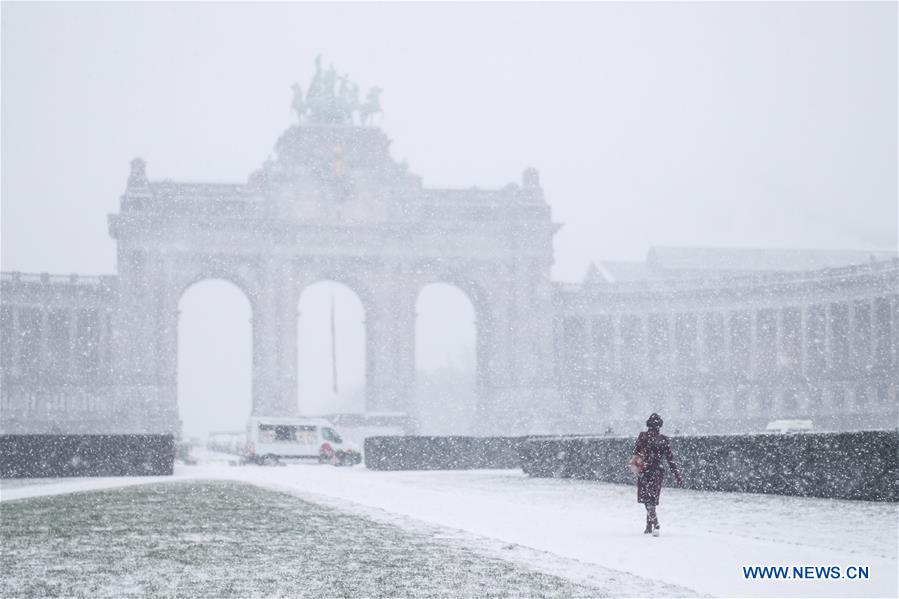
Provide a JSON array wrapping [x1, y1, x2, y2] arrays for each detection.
[[6, 60, 894, 437], [108, 65, 560, 434]]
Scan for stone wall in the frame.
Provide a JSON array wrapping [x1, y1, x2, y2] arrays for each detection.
[[519, 431, 899, 501]]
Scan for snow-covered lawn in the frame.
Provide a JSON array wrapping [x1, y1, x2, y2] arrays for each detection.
[[1, 480, 608, 598], [2, 461, 896, 598]]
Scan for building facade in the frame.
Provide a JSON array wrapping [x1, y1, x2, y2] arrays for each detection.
[[556, 250, 898, 434], [2, 121, 561, 436], [1, 97, 896, 436], [1, 273, 117, 433]]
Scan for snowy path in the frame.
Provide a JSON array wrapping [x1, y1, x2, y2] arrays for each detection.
[[3, 463, 896, 598], [0, 474, 176, 501]]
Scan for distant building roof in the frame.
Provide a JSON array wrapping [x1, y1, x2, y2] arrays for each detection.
[[591, 261, 653, 283], [589, 246, 898, 284], [646, 246, 897, 273]]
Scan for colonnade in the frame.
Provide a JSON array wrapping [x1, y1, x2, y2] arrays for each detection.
[[563, 297, 897, 380], [558, 285, 899, 432]]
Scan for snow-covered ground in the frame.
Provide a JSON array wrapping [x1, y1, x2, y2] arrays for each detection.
[[3, 457, 896, 598]]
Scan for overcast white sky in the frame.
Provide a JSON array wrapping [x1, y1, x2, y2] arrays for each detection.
[[3, 2, 896, 278], [2, 2, 896, 435]]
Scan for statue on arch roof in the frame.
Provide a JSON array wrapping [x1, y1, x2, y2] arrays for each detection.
[[292, 55, 380, 126]]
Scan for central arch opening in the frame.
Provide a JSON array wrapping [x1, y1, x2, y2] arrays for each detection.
[[296, 281, 366, 417], [177, 279, 252, 442]]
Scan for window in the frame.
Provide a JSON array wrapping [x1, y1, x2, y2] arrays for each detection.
[[322, 427, 342, 443], [295, 426, 318, 444], [257, 424, 277, 443], [258, 423, 318, 444]]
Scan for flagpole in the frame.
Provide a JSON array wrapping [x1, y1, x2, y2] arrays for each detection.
[[330, 287, 339, 395]]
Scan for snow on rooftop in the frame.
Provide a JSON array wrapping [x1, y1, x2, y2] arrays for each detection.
[[646, 246, 897, 274], [588, 246, 898, 284]]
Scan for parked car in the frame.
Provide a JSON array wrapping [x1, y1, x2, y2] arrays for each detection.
[[207, 431, 246, 456], [245, 417, 361, 466], [764, 419, 814, 434]]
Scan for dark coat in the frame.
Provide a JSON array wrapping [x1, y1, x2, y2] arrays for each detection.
[[634, 430, 683, 505]]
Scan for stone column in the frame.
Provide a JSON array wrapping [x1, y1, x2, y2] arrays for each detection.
[[800, 306, 809, 376], [715, 311, 732, 422], [475, 257, 562, 434], [472, 279, 512, 428], [365, 311, 387, 411], [124, 253, 173, 433], [721, 310, 731, 373], [771, 308, 785, 417], [691, 312, 701, 374], [143, 253, 164, 378], [10, 307, 21, 377], [5, 307, 20, 417], [111, 246, 159, 430], [824, 303, 833, 370], [98, 310, 111, 381], [277, 261, 299, 416], [68, 308, 78, 380], [775, 308, 784, 371], [584, 316, 596, 374], [694, 313, 707, 422], [476, 309, 493, 394], [748, 309, 758, 380], [640, 314, 650, 376], [396, 296, 417, 416], [696, 312, 706, 374], [667, 313, 676, 373], [252, 258, 294, 416], [252, 260, 275, 415], [365, 273, 416, 416], [850, 300, 866, 372], [39, 309, 50, 372], [612, 314, 622, 373], [37, 309, 50, 423], [847, 300, 856, 370], [891, 295, 899, 369], [665, 313, 676, 416], [867, 298, 877, 361], [488, 273, 514, 390], [156, 262, 180, 432]]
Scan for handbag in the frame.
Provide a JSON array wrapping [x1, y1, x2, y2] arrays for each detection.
[[628, 453, 646, 474]]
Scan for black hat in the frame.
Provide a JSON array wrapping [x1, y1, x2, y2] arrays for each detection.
[[646, 413, 663, 429]]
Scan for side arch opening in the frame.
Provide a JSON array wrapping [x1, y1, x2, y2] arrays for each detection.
[[415, 282, 477, 434], [177, 279, 252, 443]]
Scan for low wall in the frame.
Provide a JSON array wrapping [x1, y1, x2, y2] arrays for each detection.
[[364, 436, 522, 471], [0, 434, 175, 478], [519, 431, 899, 502]]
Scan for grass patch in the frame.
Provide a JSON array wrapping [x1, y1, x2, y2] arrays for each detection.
[[1, 480, 602, 597]]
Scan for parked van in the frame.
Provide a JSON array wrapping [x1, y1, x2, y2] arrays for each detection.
[[245, 417, 361, 465]]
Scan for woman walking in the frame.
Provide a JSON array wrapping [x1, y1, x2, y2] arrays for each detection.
[[632, 413, 683, 537]]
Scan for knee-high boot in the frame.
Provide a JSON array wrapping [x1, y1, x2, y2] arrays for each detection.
[[647, 505, 659, 535]]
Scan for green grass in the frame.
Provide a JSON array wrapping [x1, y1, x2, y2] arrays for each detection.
[[1, 481, 603, 597]]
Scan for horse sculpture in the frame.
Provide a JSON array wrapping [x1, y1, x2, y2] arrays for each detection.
[[359, 87, 383, 126]]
